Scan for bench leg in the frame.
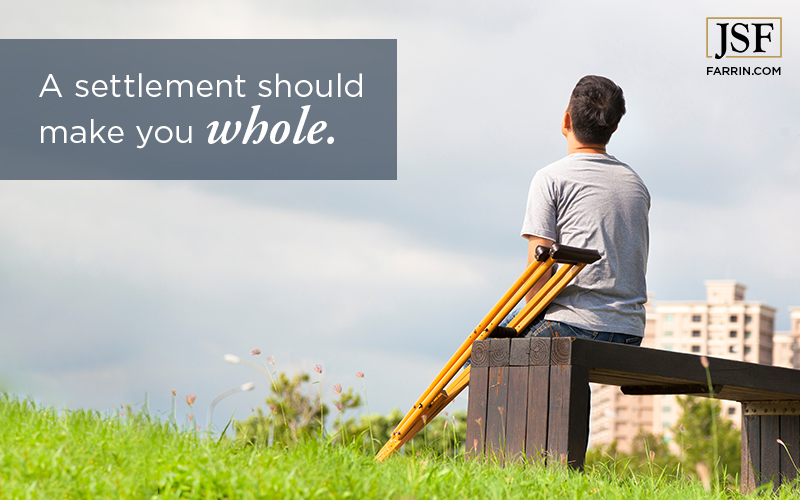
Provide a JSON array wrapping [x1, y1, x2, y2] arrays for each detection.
[[741, 404, 800, 494], [547, 363, 590, 470]]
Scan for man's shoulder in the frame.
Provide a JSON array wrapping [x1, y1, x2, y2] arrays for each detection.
[[537, 155, 575, 173], [535, 154, 633, 180], [531, 156, 574, 183], [533, 154, 649, 202], [546, 154, 643, 179], [537, 153, 622, 171]]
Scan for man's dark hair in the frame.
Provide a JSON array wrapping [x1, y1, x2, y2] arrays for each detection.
[[567, 75, 626, 145]]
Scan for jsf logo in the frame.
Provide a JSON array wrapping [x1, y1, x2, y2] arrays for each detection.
[[706, 18, 782, 59]]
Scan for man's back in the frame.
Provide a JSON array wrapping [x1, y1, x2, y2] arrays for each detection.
[[521, 153, 650, 336]]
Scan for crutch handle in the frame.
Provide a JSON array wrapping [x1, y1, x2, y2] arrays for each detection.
[[534, 245, 552, 262], [488, 326, 518, 338], [550, 243, 601, 265]]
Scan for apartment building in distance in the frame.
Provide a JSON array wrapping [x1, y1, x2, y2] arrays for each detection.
[[590, 281, 779, 452], [773, 307, 800, 369]]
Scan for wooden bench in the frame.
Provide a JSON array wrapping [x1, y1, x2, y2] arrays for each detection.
[[465, 336, 800, 493]]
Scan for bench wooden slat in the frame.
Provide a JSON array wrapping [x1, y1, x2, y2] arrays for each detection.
[[590, 368, 800, 401], [483, 339, 511, 461], [547, 356, 590, 470], [761, 415, 781, 489], [486, 365, 510, 460], [505, 366, 527, 461], [466, 363, 489, 458], [506, 339, 532, 461], [525, 338, 551, 463], [742, 415, 759, 493], [780, 415, 799, 484], [510, 338, 531, 367], [620, 384, 721, 396]]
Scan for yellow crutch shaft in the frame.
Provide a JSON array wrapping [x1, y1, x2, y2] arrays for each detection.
[[507, 263, 574, 330], [378, 244, 599, 460], [385, 258, 554, 441], [380, 267, 586, 459], [385, 267, 575, 457], [513, 263, 586, 330], [388, 257, 546, 434], [387, 259, 555, 443], [377, 367, 470, 460]]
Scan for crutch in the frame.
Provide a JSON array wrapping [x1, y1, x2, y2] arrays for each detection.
[[376, 246, 556, 460], [375, 243, 600, 461]]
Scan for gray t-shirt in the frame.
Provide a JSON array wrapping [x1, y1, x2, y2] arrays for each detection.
[[521, 153, 650, 336]]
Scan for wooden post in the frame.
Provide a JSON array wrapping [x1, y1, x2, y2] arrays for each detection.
[[485, 339, 511, 461], [467, 337, 589, 469], [780, 414, 800, 484], [547, 337, 590, 470], [525, 337, 551, 463], [761, 415, 781, 489], [506, 338, 532, 462], [741, 412, 760, 493], [741, 401, 800, 493], [466, 340, 490, 458]]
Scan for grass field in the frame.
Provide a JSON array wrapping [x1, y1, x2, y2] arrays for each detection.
[[1, 394, 796, 499]]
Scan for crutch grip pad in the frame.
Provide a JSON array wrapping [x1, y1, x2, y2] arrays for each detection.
[[534, 245, 552, 262], [488, 326, 518, 338], [550, 243, 601, 264]]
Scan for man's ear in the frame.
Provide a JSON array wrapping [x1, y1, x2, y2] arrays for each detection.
[[561, 110, 571, 137]]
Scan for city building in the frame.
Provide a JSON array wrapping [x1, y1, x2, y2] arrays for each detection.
[[773, 307, 800, 369], [590, 281, 777, 452]]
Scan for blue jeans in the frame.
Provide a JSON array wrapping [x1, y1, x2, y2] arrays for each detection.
[[499, 309, 643, 346]]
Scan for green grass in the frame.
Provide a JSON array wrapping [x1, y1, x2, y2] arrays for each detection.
[[0, 394, 795, 499]]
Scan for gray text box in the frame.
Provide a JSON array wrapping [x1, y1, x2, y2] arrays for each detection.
[[0, 40, 397, 180]]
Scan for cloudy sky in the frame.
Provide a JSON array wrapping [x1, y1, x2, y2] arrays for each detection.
[[1, 0, 798, 428]]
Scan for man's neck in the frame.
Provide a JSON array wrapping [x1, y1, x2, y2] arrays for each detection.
[[566, 135, 607, 155]]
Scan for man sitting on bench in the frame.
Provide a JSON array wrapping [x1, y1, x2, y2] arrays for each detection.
[[504, 75, 650, 346]]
